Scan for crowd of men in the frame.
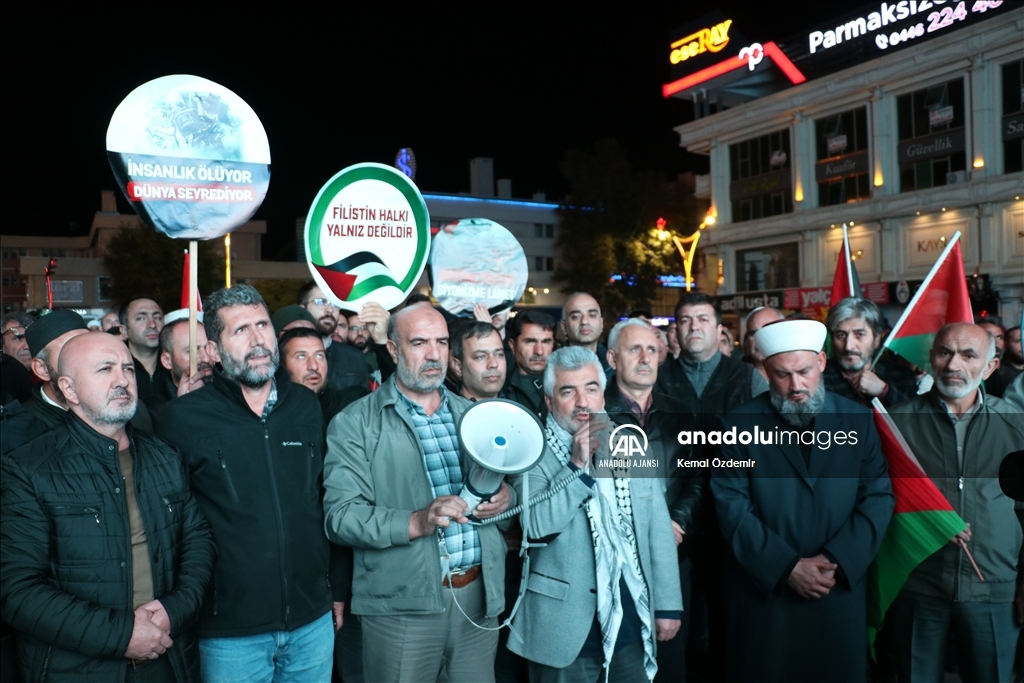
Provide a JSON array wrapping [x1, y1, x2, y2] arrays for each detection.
[[1, 284, 1023, 683]]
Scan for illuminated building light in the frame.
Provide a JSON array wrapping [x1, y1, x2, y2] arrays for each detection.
[[873, 170, 884, 186], [543, 288, 550, 294], [661, 41, 806, 97], [973, 159, 985, 168], [704, 210, 716, 226], [794, 183, 804, 202], [422, 193, 559, 208]]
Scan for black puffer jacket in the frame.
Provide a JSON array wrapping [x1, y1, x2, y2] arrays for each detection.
[[157, 368, 332, 637], [0, 412, 214, 683]]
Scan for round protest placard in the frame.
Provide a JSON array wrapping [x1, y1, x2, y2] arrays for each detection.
[[106, 74, 271, 240], [428, 218, 528, 317], [304, 163, 430, 311]]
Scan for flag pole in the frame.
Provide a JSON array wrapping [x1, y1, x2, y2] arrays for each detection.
[[870, 231, 962, 369], [843, 224, 855, 295], [189, 240, 198, 378]]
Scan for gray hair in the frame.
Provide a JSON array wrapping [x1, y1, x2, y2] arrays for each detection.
[[606, 318, 656, 354], [204, 285, 268, 345], [826, 297, 884, 336], [982, 328, 998, 362], [543, 346, 606, 397]]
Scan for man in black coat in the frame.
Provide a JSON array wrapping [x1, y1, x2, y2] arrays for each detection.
[[157, 285, 335, 683], [823, 297, 918, 407], [1, 332, 214, 682], [603, 318, 701, 682], [710, 319, 893, 682]]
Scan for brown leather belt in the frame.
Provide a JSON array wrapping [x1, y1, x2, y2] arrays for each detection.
[[443, 565, 481, 588]]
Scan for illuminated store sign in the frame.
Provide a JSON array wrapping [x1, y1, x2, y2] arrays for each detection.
[[815, 150, 870, 182], [897, 129, 966, 163], [807, 0, 1006, 54], [670, 19, 733, 64]]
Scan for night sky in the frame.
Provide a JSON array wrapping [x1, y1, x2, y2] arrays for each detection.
[[5, 3, 838, 257]]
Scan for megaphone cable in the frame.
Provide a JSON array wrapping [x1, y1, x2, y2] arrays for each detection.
[[438, 469, 583, 633]]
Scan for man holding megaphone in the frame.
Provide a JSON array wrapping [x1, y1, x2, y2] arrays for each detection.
[[323, 304, 513, 683]]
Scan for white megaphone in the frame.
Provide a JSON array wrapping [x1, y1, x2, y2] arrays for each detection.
[[457, 398, 546, 516]]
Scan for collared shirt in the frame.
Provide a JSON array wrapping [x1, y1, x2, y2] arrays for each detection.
[[40, 387, 64, 411], [679, 351, 721, 398], [261, 379, 279, 420], [396, 386, 481, 571], [618, 389, 653, 428], [939, 390, 983, 469]]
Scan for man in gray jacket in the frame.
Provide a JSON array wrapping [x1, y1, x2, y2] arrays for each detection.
[[508, 346, 682, 682], [323, 304, 512, 683], [888, 323, 1024, 683]]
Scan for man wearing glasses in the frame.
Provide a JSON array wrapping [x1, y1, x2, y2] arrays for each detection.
[[298, 282, 369, 391]]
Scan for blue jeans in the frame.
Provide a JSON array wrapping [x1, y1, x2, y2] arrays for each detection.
[[199, 611, 334, 683]]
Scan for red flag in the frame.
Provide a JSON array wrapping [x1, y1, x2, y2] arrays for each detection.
[[181, 250, 203, 312], [830, 224, 862, 306]]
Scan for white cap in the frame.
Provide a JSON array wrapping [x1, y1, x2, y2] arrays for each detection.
[[164, 308, 203, 325], [756, 319, 827, 358]]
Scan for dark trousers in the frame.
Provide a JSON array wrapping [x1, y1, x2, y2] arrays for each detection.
[[334, 602, 363, 683], [888, 590, 1019, 683], [528, 641, 647, 683], [654, 553, 692, 683], [124, 656, 176, 683]]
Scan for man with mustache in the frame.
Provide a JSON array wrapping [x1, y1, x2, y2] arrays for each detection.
[[280, 326, 367, 427], [450, 320, 506, 401], [323, 304, 512, 683], [710, 318, 893, 682], [1, 312, 34, 370], [504, 309, 556, 419], [823, 297, 918, 407], [508, 345, 682, 681], [298, 281, 370, 391], [1, 332, 214, 682], [157, 285, 337, 682], [887, 323, 1024, 683], [603, 319, 700, 682]]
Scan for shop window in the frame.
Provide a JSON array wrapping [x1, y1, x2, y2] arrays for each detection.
[[98, 276, 114, 302], [815, 107, 871, 206], [729, 129, 793, 222], [734, 242, 800, 291], [1002, 59, 1023, 174], [896, 78, 967, 192]]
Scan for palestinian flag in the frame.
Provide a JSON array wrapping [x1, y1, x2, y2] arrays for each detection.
[[866, 399, 966, 653], [878, 232, 971, 372], [829, 223, 862, 306]]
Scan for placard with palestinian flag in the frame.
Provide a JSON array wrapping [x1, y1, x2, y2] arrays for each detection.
[[304, 163, 430, 311]]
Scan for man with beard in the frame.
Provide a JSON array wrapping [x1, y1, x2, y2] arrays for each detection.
[[823, 298, 917, 407], [157, 285, 335, 682], [562, 292, 611, 373], [119, 296, 170, 408], [1, 332, 214, 682], [503, 309, 556, 418], [22, 310, 155, 434], [148, 311, 214, 412], [323, 304, 511, 682], [298, 282, 369, 391], [709, 318, 894, 682], [887, 323, 1024, 682], [508, 345, 682, 681]]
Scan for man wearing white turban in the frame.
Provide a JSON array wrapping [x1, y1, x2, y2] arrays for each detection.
[[708, 319, 895, 682]]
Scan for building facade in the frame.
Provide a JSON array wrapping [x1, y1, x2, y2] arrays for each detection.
[[667, 5, 1023, 331]]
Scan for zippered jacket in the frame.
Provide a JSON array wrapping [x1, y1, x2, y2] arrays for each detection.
[[889, 389, 1024, 602], [157, 369, 331, 637], [0, 412, 214, 682]]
